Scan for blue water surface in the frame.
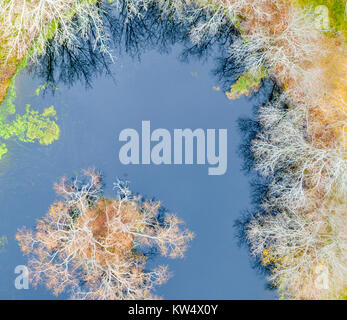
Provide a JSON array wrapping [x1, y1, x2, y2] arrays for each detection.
[[0, 45, 275, 299]]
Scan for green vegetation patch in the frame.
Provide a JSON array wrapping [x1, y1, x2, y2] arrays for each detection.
[[293, 0, 347, 36], [0, 235, 8, 253], [226, 67, 267, 100], [0, 58, 60, 160]]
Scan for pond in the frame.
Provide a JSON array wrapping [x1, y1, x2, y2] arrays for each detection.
[[0, 27, 276, 299]]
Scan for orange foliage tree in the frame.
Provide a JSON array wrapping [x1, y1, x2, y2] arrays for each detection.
[[16, 169, 193, 299]]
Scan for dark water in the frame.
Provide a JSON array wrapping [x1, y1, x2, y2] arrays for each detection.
[[0, 44, 276, 299]]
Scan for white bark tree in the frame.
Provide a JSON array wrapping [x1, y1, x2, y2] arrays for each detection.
[[17, 169, 193, 299]]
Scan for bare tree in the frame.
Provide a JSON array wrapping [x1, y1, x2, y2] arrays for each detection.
[[246, 205, 347, 299], [0, 0, 110, 62], [3, 0, 345, 301], [251, 93, 346, 212], [16, 169, 193, 299]]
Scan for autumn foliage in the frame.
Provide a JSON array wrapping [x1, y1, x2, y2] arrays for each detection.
[[3, 0, 346, 300], [208, 0, 347, 299], [16, 169, 193, 299]]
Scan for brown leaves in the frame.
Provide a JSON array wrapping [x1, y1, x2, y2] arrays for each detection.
[[16, 170, 193, 299]]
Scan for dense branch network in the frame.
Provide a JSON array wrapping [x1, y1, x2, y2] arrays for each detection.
[[3, 0, 346, 300], [17, 169, 193, 299]]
